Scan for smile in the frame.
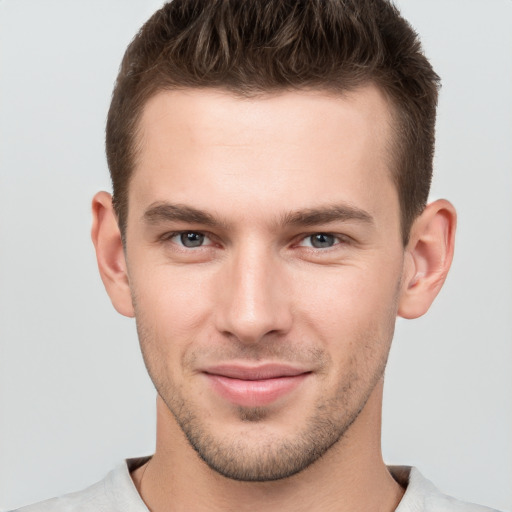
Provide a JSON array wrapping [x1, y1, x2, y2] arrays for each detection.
[[202, 364, 311, 408]]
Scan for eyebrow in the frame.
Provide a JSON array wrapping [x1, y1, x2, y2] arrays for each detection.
[[143, 203, 225, 228], [143, 202, 373, 229], [280, 204, 374, 227]]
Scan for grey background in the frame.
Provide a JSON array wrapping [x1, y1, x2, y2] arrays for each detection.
[[0, 1, 511, 510]]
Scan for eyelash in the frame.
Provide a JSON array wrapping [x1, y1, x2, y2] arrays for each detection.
[[160, 231, 350, 250], [297, 233, 347, 249], [160, 231, 215, 248]]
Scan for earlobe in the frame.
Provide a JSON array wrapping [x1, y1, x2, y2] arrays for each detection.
[[91, 191, 135, 318], [398, 199, 457, 319]]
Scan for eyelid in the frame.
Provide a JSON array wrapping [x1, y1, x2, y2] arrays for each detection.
[[296, 232, 350, 248], [160, 230, 215, 247], [158, 230, 352, 250]]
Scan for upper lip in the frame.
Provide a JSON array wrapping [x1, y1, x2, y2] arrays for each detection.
[[202, 363, 310, 381]]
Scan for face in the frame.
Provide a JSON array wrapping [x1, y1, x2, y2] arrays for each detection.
[[124, 87, 406, 481]]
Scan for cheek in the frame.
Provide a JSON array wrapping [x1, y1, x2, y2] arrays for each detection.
[[132, 263, 214, 336], [294, 258, 402, 318], [129, 272, 210, 390], [291, 261, 402, 361]]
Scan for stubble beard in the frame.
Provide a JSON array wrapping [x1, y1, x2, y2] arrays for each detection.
[[132, 278, 399, 483], [159, 370, 384, 482], [136, 328, 392, 483]]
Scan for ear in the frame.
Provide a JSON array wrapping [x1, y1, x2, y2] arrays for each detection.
[[91, 191, 135, 317], [398, 199, 457, 319]]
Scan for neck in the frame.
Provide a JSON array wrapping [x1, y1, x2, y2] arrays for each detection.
[[132, 380, 403, 512]]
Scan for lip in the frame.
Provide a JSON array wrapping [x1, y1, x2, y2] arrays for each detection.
[[202, 364, 311, 407]]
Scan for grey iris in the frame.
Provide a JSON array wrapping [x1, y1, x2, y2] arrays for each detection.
[[310, 233, 335, 248], [181, 232, 205, 247]]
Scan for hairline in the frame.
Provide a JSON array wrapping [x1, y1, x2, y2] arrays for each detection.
[[117, 81, 411, 246]]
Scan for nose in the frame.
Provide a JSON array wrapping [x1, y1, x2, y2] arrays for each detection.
[[214, 243, 293, 345]]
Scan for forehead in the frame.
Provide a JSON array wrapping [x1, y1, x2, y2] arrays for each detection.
[[130, 86, 398, 229], [137, 85, 394, 153]]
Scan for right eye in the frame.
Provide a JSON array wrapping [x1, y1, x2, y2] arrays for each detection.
[[168, 231, 211, 248]]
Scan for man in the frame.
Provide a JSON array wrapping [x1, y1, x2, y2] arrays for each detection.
[[12, 1, 501, 511]]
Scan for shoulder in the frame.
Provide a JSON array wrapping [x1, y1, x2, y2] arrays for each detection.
[[10, 478, 109, 512], [390, 466, 502, 512], [9, 458, 149, 512]]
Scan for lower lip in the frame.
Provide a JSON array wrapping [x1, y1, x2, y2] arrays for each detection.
[[205, 373, 309, 407]]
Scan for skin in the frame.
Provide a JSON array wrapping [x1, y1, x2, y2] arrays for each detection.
[[92, 86, 456, 511]]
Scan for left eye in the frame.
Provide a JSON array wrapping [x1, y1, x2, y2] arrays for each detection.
[[299, 233, 338, 249], [171, 232, 210, 248]]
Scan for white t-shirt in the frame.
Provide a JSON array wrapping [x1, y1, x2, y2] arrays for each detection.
[[11, 458, 500, 512]]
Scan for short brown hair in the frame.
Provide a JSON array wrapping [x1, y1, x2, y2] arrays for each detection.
[[106, 0, 440, 244]]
